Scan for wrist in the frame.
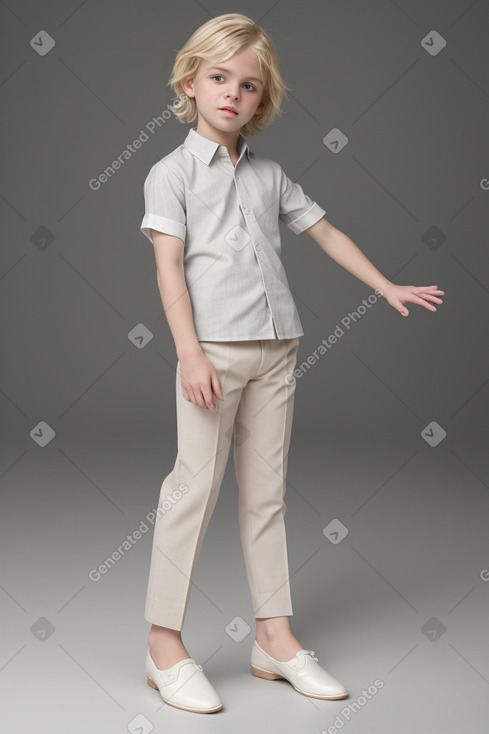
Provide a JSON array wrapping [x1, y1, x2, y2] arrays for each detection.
[[375, 279, 394, 297], [176, 341, 204, 360]]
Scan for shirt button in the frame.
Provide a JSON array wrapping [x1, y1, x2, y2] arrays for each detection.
[[255, 244, 262, 251], [244, 208, 250, 215], [266, 282, 272, 290]]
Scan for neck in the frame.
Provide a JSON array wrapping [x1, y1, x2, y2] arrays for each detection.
[[195, 120, 242, 156]]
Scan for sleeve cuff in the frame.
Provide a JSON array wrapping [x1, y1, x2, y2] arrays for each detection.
[[287, 202, 327, 235], [140, 213, 186, 243]]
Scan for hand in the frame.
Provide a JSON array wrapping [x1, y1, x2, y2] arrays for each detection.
[[381, 283, 445, 317], [178, 350, 224, 412]]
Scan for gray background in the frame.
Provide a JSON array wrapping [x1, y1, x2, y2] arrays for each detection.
[[1, 0, 488, 732]]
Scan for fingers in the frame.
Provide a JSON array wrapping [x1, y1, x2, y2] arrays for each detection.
[[385, 283, 445, 317], [404, 288, 444, 311], [203, 391, 217, 411], [211, 372, 224, 401], [414, 285, 443, 290], [182, 385, 214, 411], [180, 369, 222, 412], [186, 384, 216, 411], [180, 374, 191, 403], [411, 295, 437, 310], [414, 286, 445, 296], [201, 371, 224, 411], [419, 294, 443, 303], [394, 294, 434, 316], [389, 295, 409, 316]]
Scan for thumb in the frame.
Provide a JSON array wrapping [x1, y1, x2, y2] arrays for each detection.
[[390, 296, 409, 316]]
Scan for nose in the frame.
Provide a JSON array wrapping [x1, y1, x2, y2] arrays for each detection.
[[225, 83, 240, 99]]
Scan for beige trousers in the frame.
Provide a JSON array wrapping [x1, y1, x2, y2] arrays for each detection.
[[144, 336, 300, 630]]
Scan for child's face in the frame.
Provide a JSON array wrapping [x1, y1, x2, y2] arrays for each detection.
[[183, 45, 266, 133]]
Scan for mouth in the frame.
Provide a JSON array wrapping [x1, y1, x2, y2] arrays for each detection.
[[219, 107, 238, 116]]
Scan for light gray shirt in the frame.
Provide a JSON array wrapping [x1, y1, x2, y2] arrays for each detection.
[[140, 126, 326, 340]]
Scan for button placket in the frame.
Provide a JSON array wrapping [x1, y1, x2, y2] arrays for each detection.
[[234, 177, 283, 336], [251, 233, 280, 322], [256, 251, 284, 327]]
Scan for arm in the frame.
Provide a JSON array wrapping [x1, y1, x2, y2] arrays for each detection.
[[304, 218, 444, 316], [152, 229, 201, 359], [151, 229, 223, 411]]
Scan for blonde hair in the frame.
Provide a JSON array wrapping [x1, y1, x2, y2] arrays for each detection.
[[167, 13, 291, 137]]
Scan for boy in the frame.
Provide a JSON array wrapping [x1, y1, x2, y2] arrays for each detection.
[[140, 13, 444, 714]]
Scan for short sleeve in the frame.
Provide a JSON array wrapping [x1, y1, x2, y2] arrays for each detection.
[[140, 161, 187, 244], [278, 167, 326, 235]]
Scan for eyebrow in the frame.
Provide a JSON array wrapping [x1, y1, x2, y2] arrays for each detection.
[[208, 66, 263, 85]]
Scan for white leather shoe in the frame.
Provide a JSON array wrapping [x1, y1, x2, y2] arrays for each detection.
[[146, 649, 223, 713], [251, 640, 348, 700]]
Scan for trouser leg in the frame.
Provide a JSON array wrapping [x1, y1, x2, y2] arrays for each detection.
[[233, 337, 300, 619], [144, 341, 251, 630]]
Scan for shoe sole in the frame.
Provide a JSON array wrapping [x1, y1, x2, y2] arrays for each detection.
[[250, 664, 349, 700], [146, 675, 223, 713]]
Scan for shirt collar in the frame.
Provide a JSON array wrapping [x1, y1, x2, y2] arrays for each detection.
[[184, 126, 250, 166]]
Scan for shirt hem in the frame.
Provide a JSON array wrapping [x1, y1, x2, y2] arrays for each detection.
[[197, 334, 303, 341]]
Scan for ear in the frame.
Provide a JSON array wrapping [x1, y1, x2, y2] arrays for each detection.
[[181, 75, 195, 98]]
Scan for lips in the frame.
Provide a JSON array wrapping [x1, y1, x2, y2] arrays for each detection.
[[219, 107, 238, 115]]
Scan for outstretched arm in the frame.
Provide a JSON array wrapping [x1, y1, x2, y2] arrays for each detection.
[[305, 218, 444, 316]]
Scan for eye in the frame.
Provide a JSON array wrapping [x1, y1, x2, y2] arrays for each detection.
[[210, 75, 256, 91]]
